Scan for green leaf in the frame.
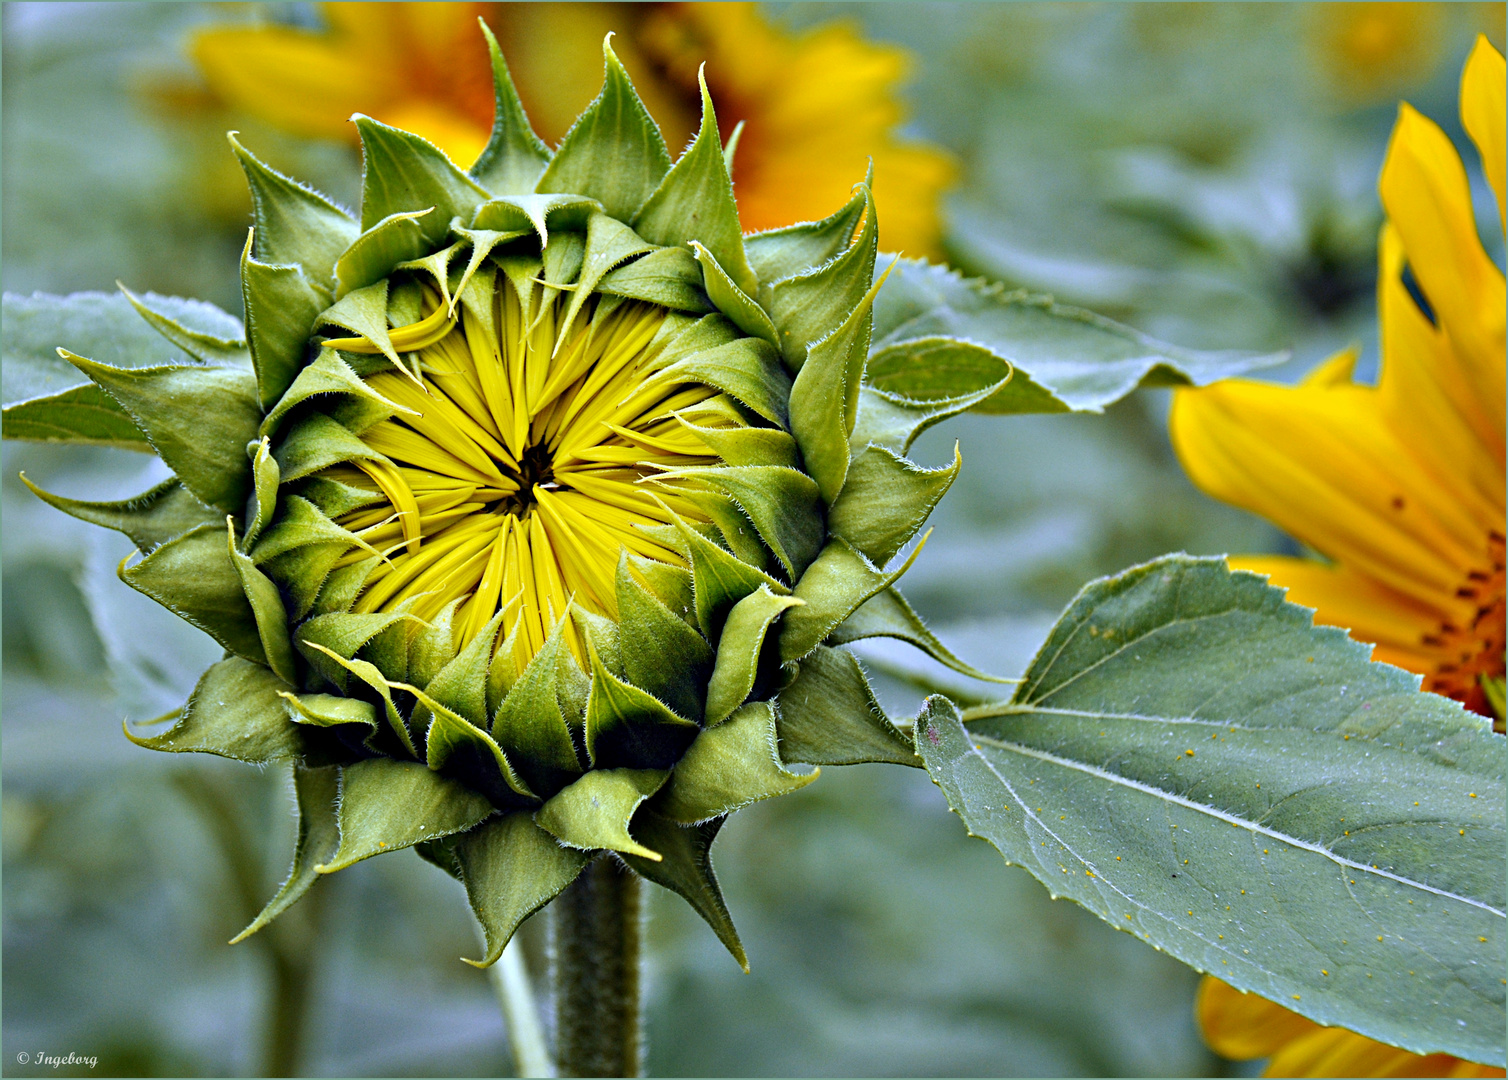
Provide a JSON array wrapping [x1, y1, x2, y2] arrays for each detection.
[[829, 586, 1012, 684], [597, 247, 713, 313], [775, 646, 919, 767], [20, 475, 220, 555], [231, 765, 341, 943], [230, 134, 356, 294], [536, 768, 668, 859], [766, 184, 877, 371], [63, 355, 260, 516], [355, 114, 489, 244], [318, 758, 495, 874], [828, 443, 959, 567], [618, 810, 746, 970], [655, 702, 817, 825], [584, 643, 700, 771], [916, 555, 1506, 1064], [2, 290, 243, 409], [469, 20, 552, 194], [451, 810, 591, 967], [241, 239, 328, 409], [120, 523, 265, 664], [634, 70, 755, 296], [705, 586, 802, 727], [126, 656, 299, 763], [779, 536, 928, 663], [868, 260, 1285, 414], [536, 37, 671, 222]]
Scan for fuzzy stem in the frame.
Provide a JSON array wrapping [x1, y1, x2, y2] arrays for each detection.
[[551, 857, 641, 1078]]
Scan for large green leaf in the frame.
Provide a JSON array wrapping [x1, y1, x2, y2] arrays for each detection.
[[915, 555, 1505, 1064], [868, 260, 1283, 414], [1, 291, 244, 446]]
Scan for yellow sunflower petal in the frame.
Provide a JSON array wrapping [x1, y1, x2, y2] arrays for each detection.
[[1197, 978, 1322, 1060], [1378, 100, 1507, 399], [1264, 1026, 1499, 1078], [1460, 36, 1506, 231], [1170, 374, 1486, 617]]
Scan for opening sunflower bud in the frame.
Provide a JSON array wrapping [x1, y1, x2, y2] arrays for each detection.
[[27, 25, 992, 996]]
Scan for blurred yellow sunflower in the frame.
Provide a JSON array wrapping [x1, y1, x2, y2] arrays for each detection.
[[190, 1, 954, 257], [1172, 36, 1506, 1078]]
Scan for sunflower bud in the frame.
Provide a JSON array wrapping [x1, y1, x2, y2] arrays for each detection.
[[34, 27, 988, 967]]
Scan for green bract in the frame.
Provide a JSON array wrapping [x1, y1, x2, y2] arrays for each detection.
[[18, 31, 993, 968]]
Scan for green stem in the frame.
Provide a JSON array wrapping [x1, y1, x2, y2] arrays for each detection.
[[551, 857, 642, 1078], [489, 936, 554, 1077]]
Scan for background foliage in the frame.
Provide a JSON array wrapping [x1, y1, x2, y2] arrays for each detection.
[[4, 3, 1502, 1076]]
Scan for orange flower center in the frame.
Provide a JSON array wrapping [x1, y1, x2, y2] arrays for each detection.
[[1425, 532, 1506, 728]]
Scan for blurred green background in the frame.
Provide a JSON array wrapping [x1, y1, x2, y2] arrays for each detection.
[[3, 3, 1502, 1076]]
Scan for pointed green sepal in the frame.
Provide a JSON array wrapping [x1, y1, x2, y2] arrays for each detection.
[[659, 336, 791, 429], [597, 247, 713, 313], [493, 621, 589, 794], [120, 523, 265, 663], [63, 353, 260, 515], [20, 474, 219, 555], [354, 114, 488, 243], [125, 656, 300, 763], [775, 646, 919, 766], [829, 443, 959, 567], [616, 554, 713, 723], [767, 183, 878, 370], [296, 610, 417, 688], [230, 765, 341, 943], [120, 283, 251, 366], [689, 242, 780, 350], [251, 494, 377, 564], [452, 811, 591, 967], [744, 176, 868, 287], [471, 193, 599, 245], [317, 758, 494, 874], [560, 213, 656, 345], [788, 263, 892, 503], [302, 641, 419, 758], [654, 701, 817, 824], [243, 437, 280, 548], [616, 811, 747, 970], [229, 133, 356, 293], [536, 36, 672, 221], [421, 611, 505, 729], [279, 690, 377, 734], [469, 20, 552, 194], [828, 586, 1014, 684], [778, 533, 930, 662], [314, 281, 401, 368], [705, 586, 803, 726], [674, 414, 800, 468], [334, 209, 432, 297], [241, 233, 327, 409], [584, 643, 700, 771], [849, 377, 1010, 456], [408, 683, 537, 804], [272, 413, 388, 481], [228, 519, 299, 685], [535, 768, 669, 859], [263, 543, 349, 622], [664, 504, 788, 637], [664, 464, 824, 580], [634, 68, 755, 295]]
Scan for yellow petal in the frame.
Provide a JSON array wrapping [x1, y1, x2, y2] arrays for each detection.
[[1230, 555, 1446, 668], [1170, 374, 1486, 617], [1378, 101, 1506, 401], [1460, 36, 1506, 231], [1197, 978, 1321, 1060], [1264, 1026, 1496, 1078]]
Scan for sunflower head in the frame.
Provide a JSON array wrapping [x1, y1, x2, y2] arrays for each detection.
[[36, 25, 971, 966]]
